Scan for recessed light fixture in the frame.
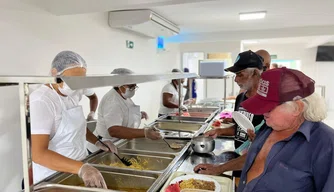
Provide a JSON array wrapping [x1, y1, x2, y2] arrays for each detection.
[[239, 11, 266, 21], [242, 40, 259, 44]]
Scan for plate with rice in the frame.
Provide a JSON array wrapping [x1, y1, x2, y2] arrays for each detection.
[[166, 174, 221, 192]]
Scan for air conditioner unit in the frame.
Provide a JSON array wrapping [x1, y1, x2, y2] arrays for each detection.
[[108, 9, 180, 38]]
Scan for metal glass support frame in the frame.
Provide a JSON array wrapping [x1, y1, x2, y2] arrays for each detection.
[[0, 73, 198, 192]]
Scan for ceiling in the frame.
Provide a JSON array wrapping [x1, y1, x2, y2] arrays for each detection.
[[4, 0, 334, 45]]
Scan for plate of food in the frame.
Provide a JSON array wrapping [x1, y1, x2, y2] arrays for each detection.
[[232, 111, 254, 132], [165, 174, 221, 192]]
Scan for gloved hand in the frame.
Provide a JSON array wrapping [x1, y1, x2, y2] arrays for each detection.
[[180, 105, 188, 111], [144, 127, 162, 140], [95, 140, 118, 154], [78, 163, 107, 188], [141, 111, 149, 120], [87, 111, 95, 121]]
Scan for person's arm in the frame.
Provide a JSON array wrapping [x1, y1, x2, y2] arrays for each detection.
[[162, 92, 179, 108], [32, 135, 83, 174], [86, 91, 98, 121], [205, 126, 236, 137], [194, 153, 247, 175], [108, 126, 145, 139], [87, 93, 98, 113], [86, 128, 98, 144]]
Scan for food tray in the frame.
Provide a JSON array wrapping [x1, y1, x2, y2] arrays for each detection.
[[160, 171, 232, 192]]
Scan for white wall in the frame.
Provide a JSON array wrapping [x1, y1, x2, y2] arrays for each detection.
[[180, 41, 241, 100], [244, 43, 332, 108], [244, 43, 333, 127], [0, 9, 180, 192]]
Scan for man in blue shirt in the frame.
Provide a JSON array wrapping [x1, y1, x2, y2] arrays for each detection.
[[238, 67, 334, 192]]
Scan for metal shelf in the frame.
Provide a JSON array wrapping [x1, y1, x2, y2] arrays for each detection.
[[0, 72, 198, 192]]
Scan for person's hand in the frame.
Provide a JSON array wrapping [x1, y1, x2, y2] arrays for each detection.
[[95, 140, 118, 154], [222, 118, 233, 124], [184, 99, 193, 105], [78, 163, 107, 188], [247, 129, 256, 142], [194, 164, 224, 176], [204, 129, 222, 138], [180, 105, 188, 111], [87, 111, 95, 121], [144, 127, 162, 140], [141, 111, 149, 120]]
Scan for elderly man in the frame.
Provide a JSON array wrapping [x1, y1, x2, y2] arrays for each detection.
[[197, 51, 265, 178], [236, 67, 334, 192], [227, 49, 270, 98], [205, 50, 264, 148]]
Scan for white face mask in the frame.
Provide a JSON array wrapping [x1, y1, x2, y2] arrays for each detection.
[[121, 87, 135, 99], [58, 82, 75, 96]]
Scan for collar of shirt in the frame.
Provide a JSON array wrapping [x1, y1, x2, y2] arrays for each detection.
[[282, 120, 313, 142]]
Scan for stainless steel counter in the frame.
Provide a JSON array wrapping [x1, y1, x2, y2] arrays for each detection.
[[33, 110, 237, 192], [176, 138, 236, 175]]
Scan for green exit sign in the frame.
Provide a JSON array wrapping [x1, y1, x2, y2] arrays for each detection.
[[270, 55, 278, 59], [126, 40, 134, 49]]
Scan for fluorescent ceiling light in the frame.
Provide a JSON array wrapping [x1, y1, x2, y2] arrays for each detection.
[[242, 40, 259, 44], [239, 11, 266, 21]]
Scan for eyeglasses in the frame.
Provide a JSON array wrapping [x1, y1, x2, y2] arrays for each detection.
[[127, 85, 139, 91]]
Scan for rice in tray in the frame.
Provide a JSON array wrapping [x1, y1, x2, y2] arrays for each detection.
[[179, 179, 215, 191]]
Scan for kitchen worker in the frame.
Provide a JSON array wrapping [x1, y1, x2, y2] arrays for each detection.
[[87, 68, 161, 153], [75, 88, 98, 121], [236, 67, 334, 192], [30, 51, 117, 188], [195, 50, 265, 177], [158, 68, 188, 116], [183, 67, 197, 103]]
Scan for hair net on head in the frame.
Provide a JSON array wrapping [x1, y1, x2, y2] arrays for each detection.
[[172, 68, 182, 73], [110, 68, 134, 75], [51, 51, 87, 75]]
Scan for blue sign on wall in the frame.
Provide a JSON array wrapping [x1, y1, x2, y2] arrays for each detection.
[[157, 36, 164, 49]]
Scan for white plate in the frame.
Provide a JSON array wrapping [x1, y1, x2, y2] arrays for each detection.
[[169, 174, 221, 192], [232, 111, 255, 132]]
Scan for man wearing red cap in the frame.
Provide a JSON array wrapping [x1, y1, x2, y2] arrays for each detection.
[[236, 67, 334, 192]]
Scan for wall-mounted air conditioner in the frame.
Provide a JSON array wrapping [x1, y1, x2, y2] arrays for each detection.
[[108, 9, 180, 38]]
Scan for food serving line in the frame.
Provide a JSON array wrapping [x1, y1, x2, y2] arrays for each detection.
[[6, 73, 235, 192], [33, 105, 235, 192]]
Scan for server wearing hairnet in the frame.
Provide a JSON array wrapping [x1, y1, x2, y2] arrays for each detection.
[[30, 51, 117, 189], [158, 68, 188, 116], [87, 68, 161, 153]]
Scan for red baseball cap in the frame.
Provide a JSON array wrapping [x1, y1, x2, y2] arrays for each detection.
[[241, 67, 315, 115]]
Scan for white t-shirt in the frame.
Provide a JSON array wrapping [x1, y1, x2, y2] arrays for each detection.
[[159, 83, 180, 115], [30, 85, 79, 138], [95, 89, 135, 139]]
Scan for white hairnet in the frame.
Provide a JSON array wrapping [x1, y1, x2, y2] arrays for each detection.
[[51, 51, 87, 75], [110, 68, 134, 75], [172, 68, 182, 73]]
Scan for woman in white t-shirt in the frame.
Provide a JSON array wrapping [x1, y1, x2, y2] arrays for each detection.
[[158, 69, 188, 116], [29, 51, 117, 188], [87, 68, 162, 153]]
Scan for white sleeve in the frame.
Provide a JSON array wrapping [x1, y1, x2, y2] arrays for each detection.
[[30, 100, 55, 135], [162, 84, 174, 95], [83, 88, 95, 97], [102, 102, 124, 129]]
